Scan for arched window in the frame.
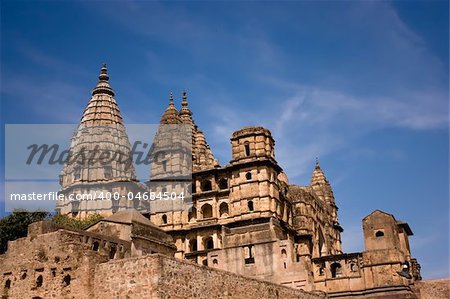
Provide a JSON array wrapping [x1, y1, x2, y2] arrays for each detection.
[[318, 227, 325, 257], [375, 230, 384, 238], [104, 165, 112, 179], [189, 239, 198, 252], [247, 200, 254, 212], [218, 178, 228, 190], [201, 180, 212, 192], [63, 274, 71, 286], [202, 259, 208, 266], [36, 275, 43, 287], [109, 245, 117, 259], [219, 202, 229, 217], [162, 214, 168, 224], [319, 267, 325, 276], [5, 279, 11, 289], [281, 249, 287, 258], [244, 142, 251, 156], [112, 198, 119, 214], [213, 259, 218, 265], [188, 207, 197, 222], [73, 165, 81, 180], [330, 262, 342, 278], [245, 172, 252, 180], [71, 201, 79, 218], [202, 204, 213, 219], [204, 237, 214, 249], [244, 245, 255, 264], [92, 241, 100, 252]]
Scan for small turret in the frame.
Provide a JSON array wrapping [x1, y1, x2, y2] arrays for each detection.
[[230, 126, 275, 164], [160, 92, 181, 124], [179, 90, 193, 126], [310, 158, 335, 205]]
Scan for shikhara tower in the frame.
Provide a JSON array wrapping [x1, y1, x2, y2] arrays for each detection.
[[57, 65, 146, 218]]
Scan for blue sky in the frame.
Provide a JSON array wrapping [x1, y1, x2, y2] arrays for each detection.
[[1, 1, 448, 279]]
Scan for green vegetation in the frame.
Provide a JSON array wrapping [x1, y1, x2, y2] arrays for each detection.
[[52, 213, 103, 230], [0, 210, 103, 254], [0, 210, 49, 254]]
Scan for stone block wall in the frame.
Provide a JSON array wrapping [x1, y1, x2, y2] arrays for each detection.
[[94, 254, 326, 299], [0, 229, 110, 299]]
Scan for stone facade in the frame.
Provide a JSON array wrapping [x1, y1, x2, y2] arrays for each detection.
[[0, 221, 325, 299], [95, 254, 326, 299], [1, 65, 432, 298]]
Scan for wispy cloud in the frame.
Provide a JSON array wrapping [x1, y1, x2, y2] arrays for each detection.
[[1, 74, 85, 123]]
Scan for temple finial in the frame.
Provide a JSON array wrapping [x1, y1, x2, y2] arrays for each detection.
[[92, 63, 114, 96], [180, 90, 192, 118], [169, 92, 174, 105], [315, 157, 320, 169], [182, 90, 188, 107], [99, 63, 109, 81]]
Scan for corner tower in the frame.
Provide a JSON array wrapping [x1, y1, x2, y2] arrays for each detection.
[[228, 127, 289, 222]]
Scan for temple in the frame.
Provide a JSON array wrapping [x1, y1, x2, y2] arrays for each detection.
[[1, 65, 428, 299]]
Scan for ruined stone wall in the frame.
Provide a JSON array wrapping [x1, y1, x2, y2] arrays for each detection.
[[311, 250, 418, 298], [0, 222, 132, 299], [94, 254, 326, 299], [413, 279, 450, 299], [0, 230, 109, 299]]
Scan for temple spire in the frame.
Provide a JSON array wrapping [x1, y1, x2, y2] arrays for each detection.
[[311, 157, 327, 185], [99, 63, 109, 81], [160, 92, 181, 124], [180, 90, 192, 117], [181, 90, 187, 105], [169, 92, 175, 106], [92, 63, 115, 97], [310, 158, 335, 204], [80, 64, 122, 125]]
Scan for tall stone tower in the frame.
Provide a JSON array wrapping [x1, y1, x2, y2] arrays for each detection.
[[228, 127, 288, 223], [57, 64, 146, 218], [146, 93, 193, 219]]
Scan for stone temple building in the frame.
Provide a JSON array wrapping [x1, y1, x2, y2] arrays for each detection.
[[2, 65, 440, 299]]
